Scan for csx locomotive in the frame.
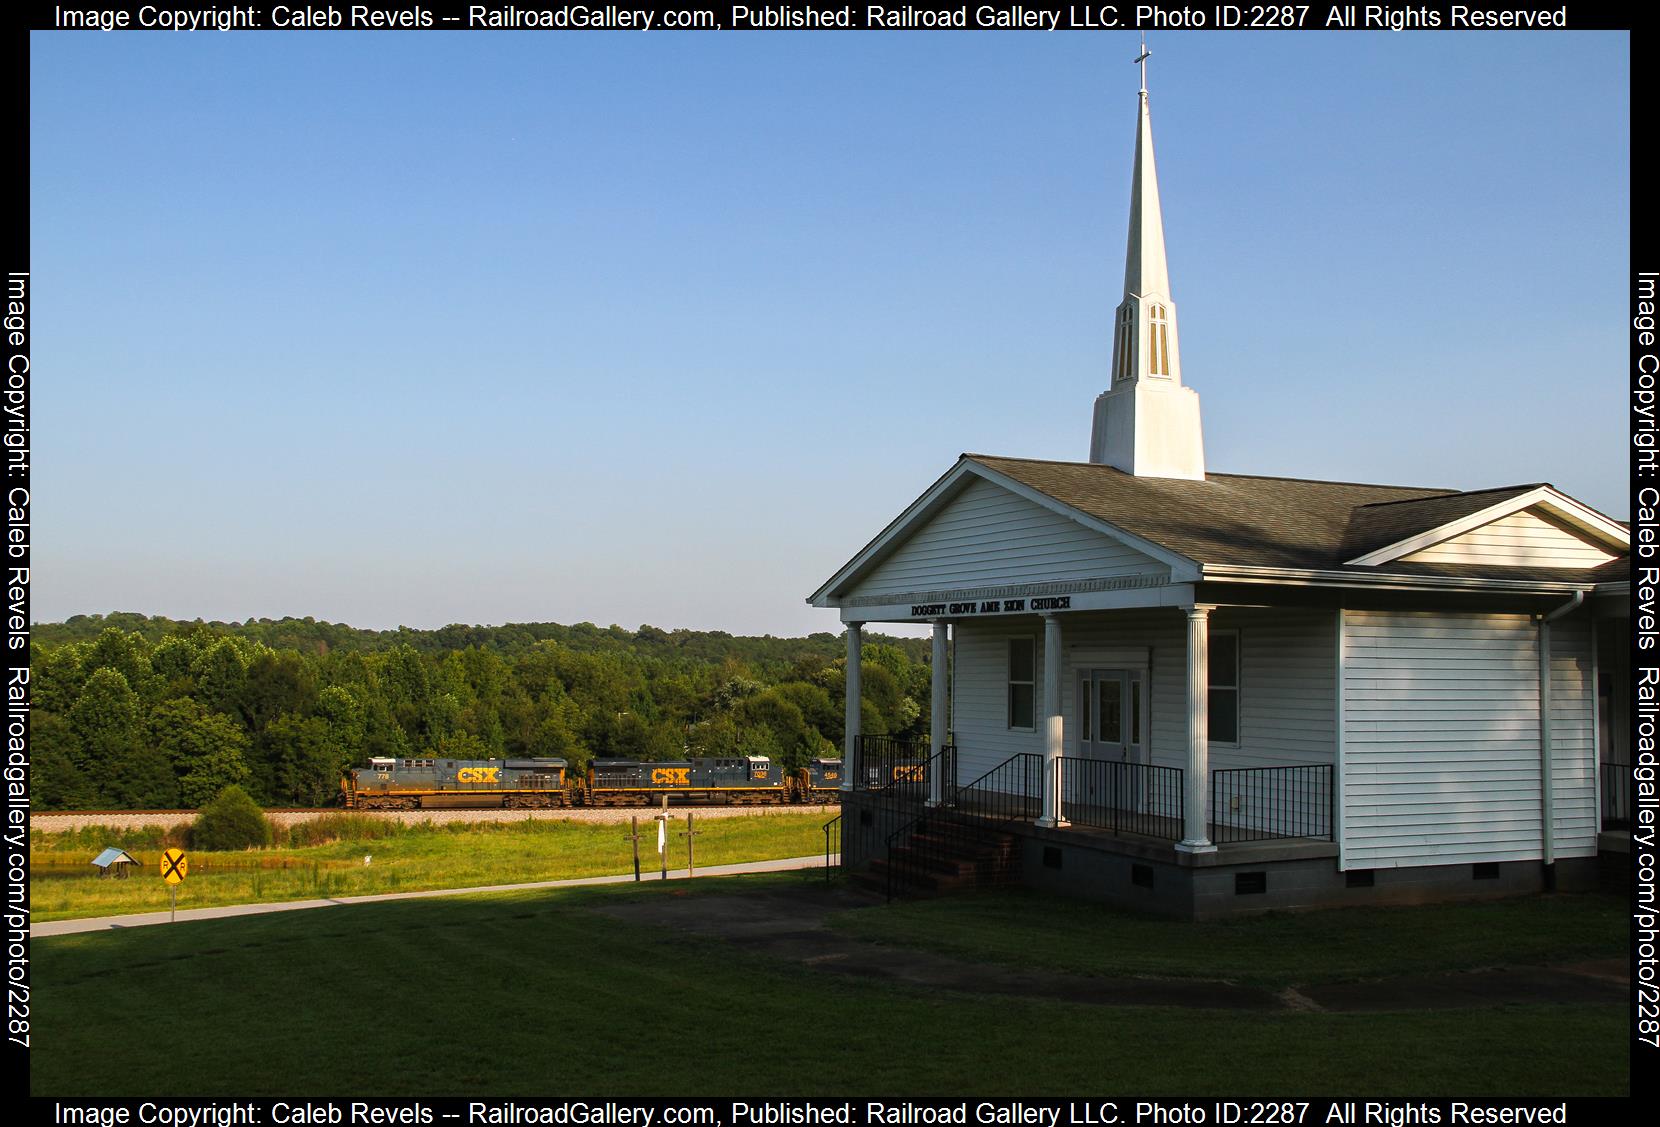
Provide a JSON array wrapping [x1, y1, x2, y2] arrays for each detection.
[[341, 755, 842, 810]]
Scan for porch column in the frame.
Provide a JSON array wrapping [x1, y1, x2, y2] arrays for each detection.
[[1177, 605, 1216, 854], [1035, 612, 1069, 829], [928, 619, 948, 807], [841, 621, 863, 792]]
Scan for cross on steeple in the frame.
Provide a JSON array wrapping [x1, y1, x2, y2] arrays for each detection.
[[1088, 41, 1207, 480]]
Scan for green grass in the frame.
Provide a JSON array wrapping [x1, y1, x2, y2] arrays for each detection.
[[30, 813, 833, 921], [827, 888, 1630, 987], [29, 876, 1629, 1097]]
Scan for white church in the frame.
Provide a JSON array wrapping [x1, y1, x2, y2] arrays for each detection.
[[809, 65, 1630, 917]]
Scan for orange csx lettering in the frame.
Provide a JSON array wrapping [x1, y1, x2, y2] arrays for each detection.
[[456, 767, 499, 784], [651, 767, 690, 786]]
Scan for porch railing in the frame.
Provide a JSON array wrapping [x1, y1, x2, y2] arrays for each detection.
[[855, 734, 953, 799], [1602, 762, 1631, 828], [1058, 758, 1184, 840], [884, 752, 1042, 901], [1210, 764, 1334, 843]]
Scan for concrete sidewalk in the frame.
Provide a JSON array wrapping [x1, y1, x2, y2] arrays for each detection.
[[31, 854, 836, 938]]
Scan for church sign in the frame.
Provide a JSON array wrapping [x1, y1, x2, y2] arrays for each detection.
[[909, 595, 1071, 617]]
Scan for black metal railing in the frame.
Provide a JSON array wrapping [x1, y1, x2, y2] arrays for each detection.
[[883, 752, 1042, 901], [822, 814, 842, 883], [1210, 764, 1334, 843], [1058, 758, 1184, 840], [855, 734, 953, 800], [1602, 762, 1631, 828]]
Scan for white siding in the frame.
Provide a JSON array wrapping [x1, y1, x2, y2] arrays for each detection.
[[847, 476, 1167, 600], [1213, 609, 1336, 771], [1550, 616, 1597, 858], [1342, 610, 1543, 868], [1401, 509, 1617, 568], [950, 609, 1336, 797]]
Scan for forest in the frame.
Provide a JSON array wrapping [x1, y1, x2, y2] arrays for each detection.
[[28, 613, 935, 810]]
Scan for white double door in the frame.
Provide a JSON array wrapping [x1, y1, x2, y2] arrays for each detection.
[[1075, 668, 1147, 808]]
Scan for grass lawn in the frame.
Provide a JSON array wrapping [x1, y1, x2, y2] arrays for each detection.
[[829, 887, 1631, 987], [30, 813, 833, 921], [30, 876, 1629, 1097]]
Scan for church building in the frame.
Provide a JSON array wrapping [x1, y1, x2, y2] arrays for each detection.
[[808, 64, 1631, 917]]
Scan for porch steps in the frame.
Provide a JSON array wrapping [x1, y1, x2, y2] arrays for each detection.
[[854, 822, 1022, 899]]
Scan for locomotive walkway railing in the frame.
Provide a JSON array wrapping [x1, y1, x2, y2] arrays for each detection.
[[1210, 764, 1334, 843]]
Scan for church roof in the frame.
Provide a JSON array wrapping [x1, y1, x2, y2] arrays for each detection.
[[968, 454, 1625, 583]]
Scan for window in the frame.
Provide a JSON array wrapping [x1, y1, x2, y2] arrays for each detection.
[[1113, 305, 1135, 382], [1148, 304, 1171, 376], [1208, 630, 1240, 744], [1008, 637, 1035, 730]]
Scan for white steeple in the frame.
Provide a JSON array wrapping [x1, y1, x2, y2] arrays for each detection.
[[1089, 43, 1205, 480]]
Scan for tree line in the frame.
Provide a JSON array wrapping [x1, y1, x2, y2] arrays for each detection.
[[29, 614, 934, 810]]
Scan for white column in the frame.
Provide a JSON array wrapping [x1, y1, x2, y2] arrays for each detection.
[[1177, 605, 1216, 854], [841, 621, 862, 792], [928, 620, 948, 807], [1035, 613, 1069, 829]]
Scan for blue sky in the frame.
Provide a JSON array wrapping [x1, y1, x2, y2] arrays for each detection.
[[30, 30, 1630, 637]]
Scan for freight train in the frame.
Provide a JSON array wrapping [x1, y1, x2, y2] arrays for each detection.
[[341, 755, 843, 810]]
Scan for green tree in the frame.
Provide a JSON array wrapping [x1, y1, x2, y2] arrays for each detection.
[[191, 785, 273, 850], [150, 698, 253, 809]]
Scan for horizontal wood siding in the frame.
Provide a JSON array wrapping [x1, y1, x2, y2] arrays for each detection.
[[952, 618, 1048, 785], [951, 610, 1335, 805], [1401, 509, 1617, 568], [1550, 616, 1597, 858], [848, 476, 1167, 600], [1342, 610, 1543, 868], [1211, 609, 1336, 771]]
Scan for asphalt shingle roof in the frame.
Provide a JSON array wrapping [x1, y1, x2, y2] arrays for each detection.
[[967, 454, 1624, 582]]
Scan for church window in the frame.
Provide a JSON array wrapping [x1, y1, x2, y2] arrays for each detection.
[[1208, 630, 1240, 744], [1113, 305, 1134, 382], [1149, 304, 1171, 376], [1008, 637, 1035, 731]]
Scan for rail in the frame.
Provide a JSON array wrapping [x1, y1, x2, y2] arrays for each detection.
[[1210, 764, 1334, 843], [884, 752, 1042, 902], [1057, 758, 1183, 840], [855, 734, 953, 800], [1601, 762, 1631, 828], [822, 814, 842, 883]]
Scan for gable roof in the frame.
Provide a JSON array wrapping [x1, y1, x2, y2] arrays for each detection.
[[812, 454, 1628, 605], [970, 454, 1627, 582]]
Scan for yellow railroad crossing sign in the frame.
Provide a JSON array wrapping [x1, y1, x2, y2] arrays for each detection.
[[160, 849, 188, 884]]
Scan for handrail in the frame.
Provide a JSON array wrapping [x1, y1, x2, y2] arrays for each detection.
[[822, 813, 842, 883], [883, 752, 1042, 901]]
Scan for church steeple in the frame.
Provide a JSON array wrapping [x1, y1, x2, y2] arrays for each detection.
[[1089, 44, 1206, 480]]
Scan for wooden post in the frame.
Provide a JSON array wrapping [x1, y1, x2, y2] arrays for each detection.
[[679, 811, 701, 877], [658, 795, 669, 880], [623, 815, 642, 882]]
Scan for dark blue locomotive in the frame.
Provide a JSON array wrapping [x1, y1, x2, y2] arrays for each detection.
[[342, 757, 570, 810], [341, 755, 842, 809]]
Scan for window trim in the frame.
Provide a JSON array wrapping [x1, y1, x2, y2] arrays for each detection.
[[1208, 628, 1241, 747], [1007, 636, 1037, 732]]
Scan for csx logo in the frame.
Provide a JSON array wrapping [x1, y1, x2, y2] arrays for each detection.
[[457, 767, 500, 783], [893, 765, 924, 782], [651, 768, 690, 785]]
